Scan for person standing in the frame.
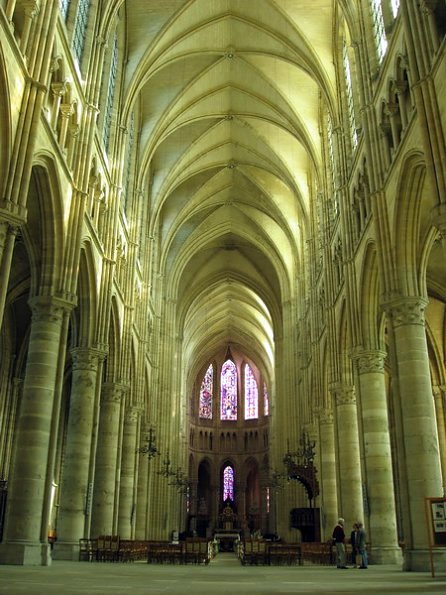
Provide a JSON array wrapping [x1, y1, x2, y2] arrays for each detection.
[[332, 518, 348, 568], [356, 521, 368, 569], [350, 523, 358, 566]]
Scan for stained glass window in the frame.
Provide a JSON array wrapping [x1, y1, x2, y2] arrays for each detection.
[[327, 112, 336, 192], [72, 0, 90, 64], [220, 359, 237, 420], [343, 41, 358, 149], [266, 486, 270, 513], [370, 0, 388, 63], [122, 111, 135, 212], [391, 0, 400, 18], [60, 0, 70, 21], [244, 364, 258, 420], [264, 382, 269, 416], [199, 364, 213, 419], [223, 465, 234, 501], [103, 32, 118, 151]]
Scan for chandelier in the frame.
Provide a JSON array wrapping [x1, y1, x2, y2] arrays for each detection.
[[158, 452, 191, 495], [283, 431, 316, 468], [137, 426, 159, 459]]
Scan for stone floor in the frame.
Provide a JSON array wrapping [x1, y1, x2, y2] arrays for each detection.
[[0, 553, 445, 594]]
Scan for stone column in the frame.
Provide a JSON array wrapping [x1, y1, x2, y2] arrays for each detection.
[[353, 349, 402, 564], [135, 456, 150, 540], [0, 296, 72, 565], [432, 385, 446, 495], [384, 297, 443, 570], [135, 423, 150, 539], [235, 478, 246, 534], [90, 383, 125, 537], [0, 224, 19, 332], [49, 82, 66, 130], [331, 384, 363, 527], [117, 407, 139, 539], [19, 1, 39, 56], [318, 410, 338, 541], [5, 0, 17, 22], [53, 348, 104, 560]]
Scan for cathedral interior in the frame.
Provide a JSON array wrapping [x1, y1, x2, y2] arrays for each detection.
[[0, 0, 446, 574]]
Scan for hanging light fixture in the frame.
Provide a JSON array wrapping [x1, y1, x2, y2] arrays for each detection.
[[138, 426, 159, 459]]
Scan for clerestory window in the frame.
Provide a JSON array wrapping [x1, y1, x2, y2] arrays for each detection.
[[72, 0, 90, 64], [103, 32, 118, 152], [370, 0, 388, 64], [59, 0, 70, 21], [199, 364, 213, 419], [343, 41, 358, 149], [244, 364, 258, 420]]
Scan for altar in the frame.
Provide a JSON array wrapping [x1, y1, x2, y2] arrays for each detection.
[[214, 531, 241, 552], [219, 500, 237, 531], [215, 499, 240, 551]]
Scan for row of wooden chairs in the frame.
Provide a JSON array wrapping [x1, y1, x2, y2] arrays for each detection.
[[300, 541, 370, 566], [300, 542, 335, 565], [79, 536, 150, 562], [147, 539, 212, 564], [240, 540, 302, 566]]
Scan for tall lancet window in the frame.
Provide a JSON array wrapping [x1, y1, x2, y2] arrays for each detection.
[[199, 364, 213, 419], [391, 0, 400, 18], [244, 364, 258, 420], [343, 41, 358, 149], [103, 32, 118, 151], [264, 382, 269, 416], [60, 0, 70, 21], [220, 360, 237, 420], [72, 0, 90, 64], [223, 465, 234, 501], [370, 0, 388, 63]]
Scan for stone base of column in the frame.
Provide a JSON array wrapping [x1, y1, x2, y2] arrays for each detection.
[[403, 548, 446, 572], [370, 545, 403, 565], [52, 541, 80, 561], [0, 542, 51, 565]]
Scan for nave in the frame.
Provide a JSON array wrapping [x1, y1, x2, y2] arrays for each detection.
[[1, 553, 446, 595], [1, 0, 446, 573]]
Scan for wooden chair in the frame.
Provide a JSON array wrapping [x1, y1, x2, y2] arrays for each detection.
[[79, 538, 97, 562], [110, 535, 120, 561]]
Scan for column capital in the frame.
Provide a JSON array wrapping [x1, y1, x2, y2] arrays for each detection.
[[381, 295, 428, 328], [28, 294, 75, 322], [70, 347, 106, 370], [101, 382, 128, 404], [420, 0, 437, 15], [431, 203, 446, 235], [433, 385, 446, 398], [329, 383, 356, 406], [317, 408, 334, 425], [50, 81, 67, 98], [350, 348, 387, 374], [125, 406, 140, 424]]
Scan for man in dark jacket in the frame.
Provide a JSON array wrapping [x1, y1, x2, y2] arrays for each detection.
[[332, 518, 348, 568]]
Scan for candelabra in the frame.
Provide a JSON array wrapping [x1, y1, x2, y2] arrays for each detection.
[[158, 452, 191, 494], [283, 431, 316, 468], [137, 426, 159, 459]]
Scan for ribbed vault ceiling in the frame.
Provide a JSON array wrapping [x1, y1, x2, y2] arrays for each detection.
[[118, 0, 335, 380]]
